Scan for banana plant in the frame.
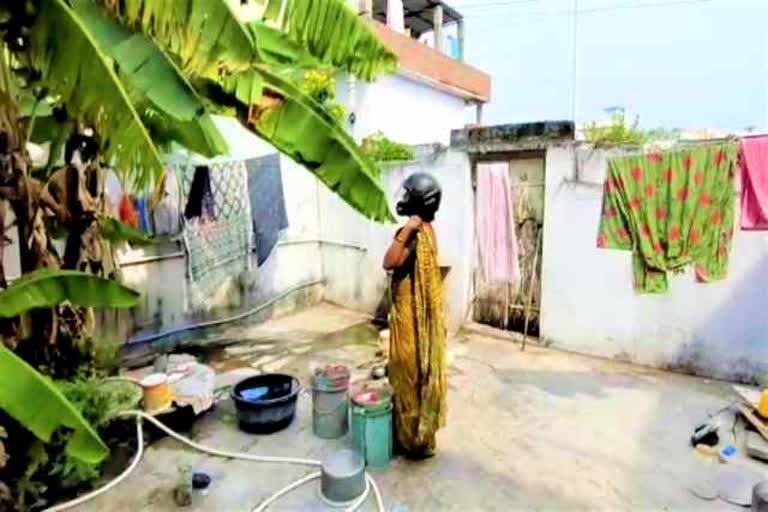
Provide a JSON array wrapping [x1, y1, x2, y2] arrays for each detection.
[[0, 269, 140, 464], [0, 346, 109, 464], [0, 268, 140, 318], [1, 0, 397, 221]]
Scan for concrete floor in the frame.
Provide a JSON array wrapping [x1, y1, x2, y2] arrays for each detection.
[[79, 304, 764, 511]]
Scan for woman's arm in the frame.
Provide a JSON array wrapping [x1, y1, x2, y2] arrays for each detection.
[[382, 216, 422, 270]]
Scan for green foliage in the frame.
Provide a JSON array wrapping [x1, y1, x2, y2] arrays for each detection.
[[71, 0, 229, 158], [299, 69, 346, 123], [0, 268, 140, 318], [0, 346, 109, 465], [279, 0, 398, 81], [251, 69, 394, 222], [361, 131, 414, 163], [25, 0, 165, 189], [58, 378, 141, 427], [10, 377, 140, 509], [94, 0, 393, 221], [583, 112, 682, 147], [98, 217, 153, 246], [582, 112, 645, 146]]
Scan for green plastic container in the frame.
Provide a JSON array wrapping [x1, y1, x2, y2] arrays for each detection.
[[350, 388, 393, 468]]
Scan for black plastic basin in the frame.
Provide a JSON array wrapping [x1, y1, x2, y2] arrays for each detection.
[[231, 374, 300, 434]]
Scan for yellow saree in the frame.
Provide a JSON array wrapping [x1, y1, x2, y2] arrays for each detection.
[[388, 227, 447, 458]]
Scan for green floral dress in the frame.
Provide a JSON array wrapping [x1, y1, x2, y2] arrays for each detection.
[[597, 143, 737, 293]]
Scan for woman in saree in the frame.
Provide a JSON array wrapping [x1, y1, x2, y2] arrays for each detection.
[[382, 173, 447, 459]]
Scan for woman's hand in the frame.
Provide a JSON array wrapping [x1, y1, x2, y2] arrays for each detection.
[[405, 215, 423, 231], [383, 216, 421, 271]]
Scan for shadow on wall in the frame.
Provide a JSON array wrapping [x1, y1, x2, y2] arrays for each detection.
[[678, 254, 768, 384]]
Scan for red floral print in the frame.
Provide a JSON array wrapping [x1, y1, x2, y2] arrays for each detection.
[[714, 150, 726, 166], [647, 153, 662, 164], [689, 228, 700, 244]]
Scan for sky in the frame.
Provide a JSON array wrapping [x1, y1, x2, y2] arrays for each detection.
[[450, 0, 768, 132]]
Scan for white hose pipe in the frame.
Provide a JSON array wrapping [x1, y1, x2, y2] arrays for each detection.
[[44, 417, 144, 512], [43, 410, 385, 512], [251, 471, 321, 512], [127, 411, 321, 467]]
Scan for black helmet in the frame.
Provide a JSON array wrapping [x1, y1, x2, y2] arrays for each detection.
[[396, 173, 442, 221]]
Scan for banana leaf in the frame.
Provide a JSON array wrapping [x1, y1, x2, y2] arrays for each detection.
[[0, 346, 109, 464], [99, 0, 394, 221], [24, 0, 165, 190], [251, 69, 394, 222], [72, 0, 228, 157], [0, 268, 140, 318], [278, 0, 397, 81], [110, 0, 257, 78], [98, 217, 153, 246]]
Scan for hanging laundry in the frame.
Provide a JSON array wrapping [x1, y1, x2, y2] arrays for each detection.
[[184, 165, 215, 220], [103, 169, 122, 218], [135, 196, 151, 234], [386, 0, 405, 33], [476, 162, 521, 284], [246, 154, 289, 266], [597, 143, 737, 293], [119, 194, 139, 229], [739, 136, 768, 230], [180, 160, 252, 310], [152, 168, 181, 236]]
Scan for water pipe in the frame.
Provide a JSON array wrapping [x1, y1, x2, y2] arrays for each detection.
[[42, 411, 385, 512], [129, 279, 325, 345]]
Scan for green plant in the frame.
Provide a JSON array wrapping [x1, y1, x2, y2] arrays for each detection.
[[0, 274, 139, 510], [361, 132, 414, 163], [582, 112, 646, 147], [582, 112, 682, 147], [299, 69, 346, 123], [0, 268, 140, 319], [97, 217, 153, 246], [0, 0, 396, 222], [0, 346, 109, 464]]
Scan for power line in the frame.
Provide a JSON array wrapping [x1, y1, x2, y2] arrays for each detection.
[[461, 0, 713, 15]]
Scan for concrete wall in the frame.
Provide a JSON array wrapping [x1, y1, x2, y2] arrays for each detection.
[[338, 74, 473, 146], [318, 145, 474, 333], [123, 143, 474, 339], [540, 144, 768, 383]]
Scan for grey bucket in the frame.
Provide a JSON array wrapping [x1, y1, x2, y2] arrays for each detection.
[[320, 449, 366, 507], [312, 366, 350, 439]]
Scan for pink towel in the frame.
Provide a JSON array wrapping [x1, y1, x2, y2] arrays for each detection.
[[740, 136, 768, 230], [476, 162, 521, 283]]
